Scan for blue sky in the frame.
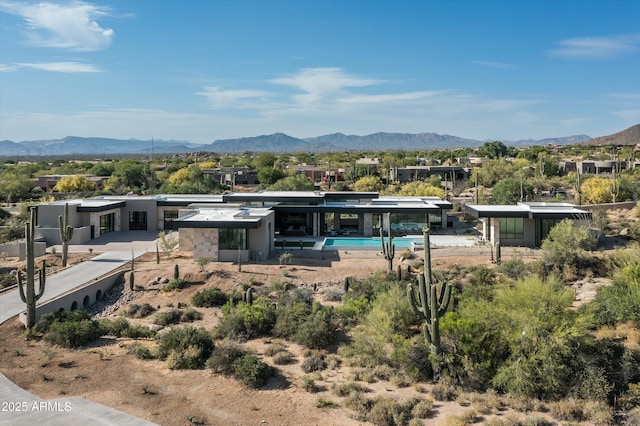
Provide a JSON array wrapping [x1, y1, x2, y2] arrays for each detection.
[[0, 0, 639, 144]]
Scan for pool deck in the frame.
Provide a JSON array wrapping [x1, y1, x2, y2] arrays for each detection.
[[275, 234, 479, 251]]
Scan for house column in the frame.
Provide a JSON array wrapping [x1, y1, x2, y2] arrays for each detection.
[[490, 217, 500, 247], [363, 213, 373, 237], [441, 210, 448, 228]]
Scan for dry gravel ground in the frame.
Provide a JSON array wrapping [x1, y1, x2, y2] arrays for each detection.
[[0, 247, 596, 426]]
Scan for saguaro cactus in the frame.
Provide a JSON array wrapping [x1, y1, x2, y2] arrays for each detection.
[[17, 208, 46, 328], [407, 228, 451, 355], [380, 213, 395, 271], [58, 203, 73, 267]]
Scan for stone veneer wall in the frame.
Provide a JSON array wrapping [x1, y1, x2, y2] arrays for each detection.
[[179, 228, 194, 253], [193, 229, 219, 261]]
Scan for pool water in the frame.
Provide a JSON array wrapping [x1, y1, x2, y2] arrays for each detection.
[[323, 237, 422, 249]]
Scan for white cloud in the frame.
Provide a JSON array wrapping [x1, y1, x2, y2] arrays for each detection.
[[19, 61, 101, 72], [550, 33, 640, 59], [0, 64, 19, 72], [611, 109, 640, 121], [196, 86, 272, 109], [270, 67, 383, 104], [337, 91, 442, 105], [0, 1, 114, 51]]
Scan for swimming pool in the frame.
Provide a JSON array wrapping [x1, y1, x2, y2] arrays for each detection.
[[322, 237, 423, 250]]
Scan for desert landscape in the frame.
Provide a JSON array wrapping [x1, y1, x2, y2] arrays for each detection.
[[0, 245, 578, 426]]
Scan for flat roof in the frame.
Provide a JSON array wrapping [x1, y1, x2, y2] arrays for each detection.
[[172, 207, 272, 229], [465, 202, 591, 219]]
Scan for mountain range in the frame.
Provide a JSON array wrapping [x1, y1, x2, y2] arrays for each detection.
[[1, 125, 637, 157]]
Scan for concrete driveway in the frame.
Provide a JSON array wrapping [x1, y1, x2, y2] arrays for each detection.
[[0, 231, 161, 426]]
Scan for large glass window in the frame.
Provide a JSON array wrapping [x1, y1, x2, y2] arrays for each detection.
[[100, 213, 115, 234], [129, 211, 147, 231], [392, 212, 429, 232], [499, 217, 524, 239], [164, 210, 178, 230], [219, 228, 247, 250]]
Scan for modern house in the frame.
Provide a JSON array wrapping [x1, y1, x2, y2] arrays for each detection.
[[464, 202, 591, 247], [389, 166, 472, 183], [559, 160, 628, 176], [32, 191, 453, 262]]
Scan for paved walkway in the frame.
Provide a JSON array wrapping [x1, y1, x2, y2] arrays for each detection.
[[0, 231, 160, 426]]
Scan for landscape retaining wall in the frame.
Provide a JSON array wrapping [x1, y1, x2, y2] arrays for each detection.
[[19, 270, 124, 326]]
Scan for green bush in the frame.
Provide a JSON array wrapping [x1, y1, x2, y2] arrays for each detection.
[[205, 341, 247, 375], [129, 344, 154, 360], [390, 339, 433, 383], [153, 309, 182, 326], [99, 317, 130, 337], [38, 310, 105, 348], [154, 326, 214, 368], [121, 325, 155, 339], [367, 396, 411, 426], [292, 304, 336, 349], [167, 345, 204, 370], [232, 354, 273, 388], [164, 278, 185, 291], [302, 354, 327, 373], [334, 296, 371, 329], [191, 287, 228, 307], [214, 297, 277, 339], [125, 303, 156, 318], [43, 314, 103, 348], [273, 301, 312, 339], [180, 308, 203, 322]]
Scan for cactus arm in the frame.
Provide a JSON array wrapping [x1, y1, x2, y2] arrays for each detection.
[[407, 283, 422, 317], [58, 203, 73, 267], [17, 271, 29, 303], [437, 284, 452, 317]]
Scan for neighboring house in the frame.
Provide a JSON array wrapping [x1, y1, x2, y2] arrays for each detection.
[[32, 191, 453, 262], [559, 160, 627, 176], [389, 166, 472, 183], [36, 175, 109, 192], [464, 202, 591, 247], [286, 165, 346, 183], [201, 167, 259, 186]]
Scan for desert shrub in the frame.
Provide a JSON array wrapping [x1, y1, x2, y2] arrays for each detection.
[[548, 398, 590, 421], [411, 397, 433, 418], [334, 296, 371, 329], [214, 297, 277, 339], [293, 304, 336, 349], [191, 287, 228, 307], [302, 354, 327, 373], [315, 397, 338, 408], [583, 400, 614, 425], [390, 339, 433, 383], [368, 396, 412, 426], [100, 317, 131, 337], [322, 288, 343, 302], [272, 351, 293, 365], [333, 381, 368, 397], [164, 278, 185, 291], [153, 309, 183, 326], [619, 382, 640, 410], [167, 345, 204, 370], [41, 310, 103, 348], [232, 354, 273, 388], [589, 279, 640, 327], [432, 382, 458, 401], [273, 301, 312, 339], [121, 324, 156, 339], [180, 308, 203, 322], [125, 303, 156, 318], [344, 284, 417, 368], [541, 219, 596, 275], [301, 375, 319, 393], [154, 326, 214, 368], [495, 258, 529, 281], [205, 341, 247, 375], [0, 273, 15, 289], [128, 343, 154, 360], [264, 342, 288, 356]]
